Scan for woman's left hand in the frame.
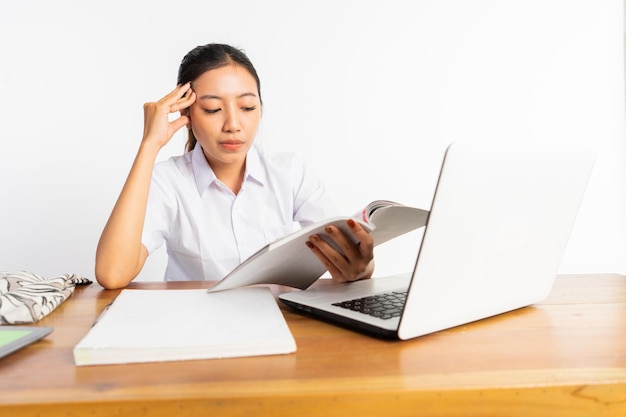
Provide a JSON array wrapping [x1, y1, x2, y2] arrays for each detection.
[[306, 219, 375, 283]]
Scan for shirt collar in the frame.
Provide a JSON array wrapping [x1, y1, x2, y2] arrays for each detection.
[[191, 143, 266, 195], [245, 144, 266, 186]]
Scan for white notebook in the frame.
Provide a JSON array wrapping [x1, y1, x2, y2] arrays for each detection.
[[74, 287, 296, 366]]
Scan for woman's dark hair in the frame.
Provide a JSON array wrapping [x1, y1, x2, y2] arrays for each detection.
[[177, 43, 262, 152]]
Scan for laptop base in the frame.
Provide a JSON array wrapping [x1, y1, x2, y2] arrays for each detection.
[[280, 298, 399, 339]]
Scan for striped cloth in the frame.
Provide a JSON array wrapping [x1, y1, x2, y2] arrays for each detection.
[[0, 271, 92, 325]]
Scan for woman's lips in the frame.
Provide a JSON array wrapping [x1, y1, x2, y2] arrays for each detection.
[[220, 140, 244, 151]]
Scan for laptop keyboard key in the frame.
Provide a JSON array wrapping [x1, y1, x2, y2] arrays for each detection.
[[332, 291, 407, 320]]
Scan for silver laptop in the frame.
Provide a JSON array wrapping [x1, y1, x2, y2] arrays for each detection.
[[279, 142, 595, 339]]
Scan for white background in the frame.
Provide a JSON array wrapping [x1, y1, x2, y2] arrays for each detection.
[[1, 0, 624, 282]]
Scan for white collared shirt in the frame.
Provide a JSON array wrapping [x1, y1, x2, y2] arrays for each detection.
[[142, 143, 338, 281]]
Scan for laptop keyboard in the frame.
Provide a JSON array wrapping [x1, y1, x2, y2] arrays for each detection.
[[332, 290, 407, 320]]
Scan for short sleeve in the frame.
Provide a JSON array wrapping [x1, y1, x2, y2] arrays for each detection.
[[289, 153, 339, 225], [141, 165, 176, 254]]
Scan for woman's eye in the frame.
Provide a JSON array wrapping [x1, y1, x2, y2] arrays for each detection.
[[242, 106, 257, 112], [203, 108, 220, 114]]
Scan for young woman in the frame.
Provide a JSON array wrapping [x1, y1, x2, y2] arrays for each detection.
[[95, 43, 374, 290]]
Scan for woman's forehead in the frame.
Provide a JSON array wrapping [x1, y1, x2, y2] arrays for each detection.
[[192, 65, 258, 98]]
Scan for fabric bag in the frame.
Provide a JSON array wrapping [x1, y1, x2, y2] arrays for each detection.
[[0, 271, 92, 325]]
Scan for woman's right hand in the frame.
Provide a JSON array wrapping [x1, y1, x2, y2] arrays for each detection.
[[141, 82, 196, 148]]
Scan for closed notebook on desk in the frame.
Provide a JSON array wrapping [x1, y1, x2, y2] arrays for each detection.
[[73, 287, 296, 366]]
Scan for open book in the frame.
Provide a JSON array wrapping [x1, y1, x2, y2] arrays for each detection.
[[208, 200, 429, 293]]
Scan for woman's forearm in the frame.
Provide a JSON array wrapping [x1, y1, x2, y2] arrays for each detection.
[[95, 142, 161, 289]]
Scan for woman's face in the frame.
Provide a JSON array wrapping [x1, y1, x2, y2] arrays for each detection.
[[188, 64, 261, 172]]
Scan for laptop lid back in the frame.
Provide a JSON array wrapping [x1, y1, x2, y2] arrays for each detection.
[[398, 142, 594, 340]]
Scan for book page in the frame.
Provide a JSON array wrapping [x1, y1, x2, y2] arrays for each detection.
[[209, 202, 429, 293], [209, 217, 370, 292]]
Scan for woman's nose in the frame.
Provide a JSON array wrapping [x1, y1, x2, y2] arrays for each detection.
[[223, 108, 241, 132]]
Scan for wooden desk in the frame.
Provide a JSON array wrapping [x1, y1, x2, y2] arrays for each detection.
[[1, 274, 625, 417]]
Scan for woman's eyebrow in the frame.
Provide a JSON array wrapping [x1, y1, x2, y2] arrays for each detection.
[[198, 92, 258, 100]]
